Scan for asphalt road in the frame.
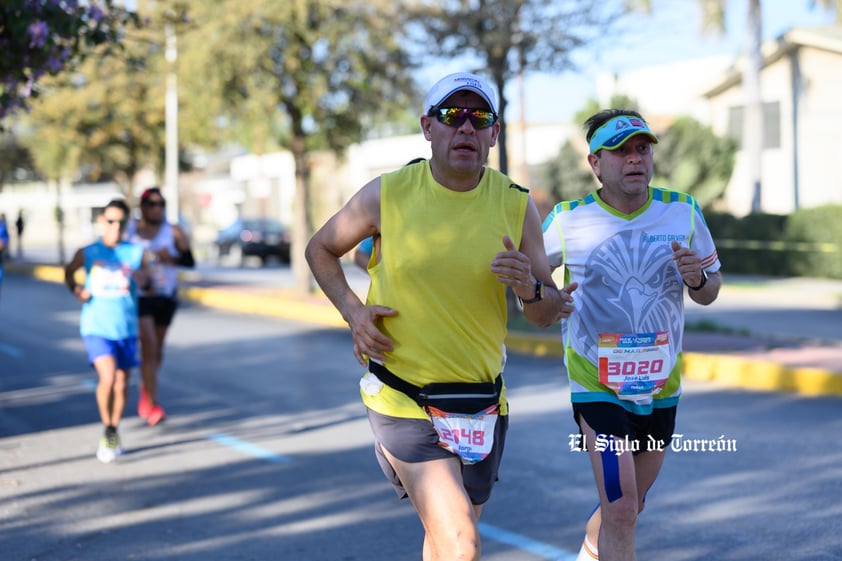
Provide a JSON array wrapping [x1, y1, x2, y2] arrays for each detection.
[[1, 275, 841, 561]]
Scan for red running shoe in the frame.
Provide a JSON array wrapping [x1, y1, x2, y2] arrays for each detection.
[[138, 388, 152, 419], [146, 404, 166, 426]]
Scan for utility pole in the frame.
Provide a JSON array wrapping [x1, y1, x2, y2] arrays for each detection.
[[744, 0, 763, 213], [164, 21, 179, 224]]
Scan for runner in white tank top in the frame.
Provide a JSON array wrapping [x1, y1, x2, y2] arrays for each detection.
[[125, 187, 195, 426]]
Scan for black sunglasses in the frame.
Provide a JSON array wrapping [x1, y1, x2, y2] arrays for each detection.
[[432, 107, 498, 130], [105, 218, 127, 226], [143, 200, 165, 208]]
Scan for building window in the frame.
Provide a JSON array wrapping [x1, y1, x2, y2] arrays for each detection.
[[727, 101, 781, 149]]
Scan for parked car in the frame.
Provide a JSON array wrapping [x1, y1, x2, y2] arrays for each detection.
[[213, 218, 291, 266]]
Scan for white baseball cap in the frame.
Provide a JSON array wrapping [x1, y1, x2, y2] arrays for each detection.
[[424, 72, 498, 114]]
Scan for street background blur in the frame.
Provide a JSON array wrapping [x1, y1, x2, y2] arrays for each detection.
[[1, 1, 841, 291]]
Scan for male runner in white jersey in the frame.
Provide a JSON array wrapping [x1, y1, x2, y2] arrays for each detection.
[[542, 109, 722, 561], [307, 72, 566, 561], [125, 187, 194, 425]]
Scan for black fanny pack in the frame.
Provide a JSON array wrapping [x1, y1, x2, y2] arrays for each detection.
[[368, 361, 502, 415]]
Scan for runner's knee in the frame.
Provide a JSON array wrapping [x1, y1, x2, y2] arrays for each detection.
[[601, 494, 638, 530], [428, 526, 480, 561]]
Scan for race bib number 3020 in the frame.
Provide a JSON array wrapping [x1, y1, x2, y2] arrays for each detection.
[[597, 332, 671, 399]]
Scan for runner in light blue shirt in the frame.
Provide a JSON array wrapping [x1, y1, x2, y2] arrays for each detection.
[[65, 199, 150, 464]]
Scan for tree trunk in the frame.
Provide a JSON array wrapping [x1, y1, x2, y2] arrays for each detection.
[[291, 136, 315, 296], [53, 179, 66, 266], [495, 76, 509, 175]]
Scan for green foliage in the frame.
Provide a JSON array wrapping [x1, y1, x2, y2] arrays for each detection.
[[705, 211, 791, 275], [174, 0, 420, 293], [541, 140, 597, 203], [18, 3, 181, 191], [0, 133, 36, 190], [784, 205, 842, 278], [177, 0, 417, 156], [652, 116, 735, 208], [0, 0, 138, 123], [705, 207, 842, 279]]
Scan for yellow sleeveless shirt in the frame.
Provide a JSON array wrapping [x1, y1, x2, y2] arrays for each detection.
[[360, 161, 528, 418]]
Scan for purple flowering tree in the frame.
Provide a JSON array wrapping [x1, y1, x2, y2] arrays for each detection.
[[0, 0, 136, 122]]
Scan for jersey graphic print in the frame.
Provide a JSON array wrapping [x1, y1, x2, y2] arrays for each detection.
[[573, 228, 684, 379]]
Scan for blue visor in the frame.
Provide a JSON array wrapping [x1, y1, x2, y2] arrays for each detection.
[[589, 115, 659, 153]]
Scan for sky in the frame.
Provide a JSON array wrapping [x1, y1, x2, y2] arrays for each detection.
[[420, 0, 837, 124]]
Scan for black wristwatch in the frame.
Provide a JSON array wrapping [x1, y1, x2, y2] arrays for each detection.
[[520, 279, 545, 304], [684, 270, 708, 291]]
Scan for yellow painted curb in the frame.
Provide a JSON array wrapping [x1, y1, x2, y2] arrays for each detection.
[[31, 265, 68, 284], [683, 352, 842, 397], [505, 331, 564, 358], [179, 286, 347, 328]]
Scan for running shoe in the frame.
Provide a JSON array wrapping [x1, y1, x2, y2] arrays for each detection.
[[96, 428, 123, 463], [146, 403, 166, 426], [137, 387, 151, 419]]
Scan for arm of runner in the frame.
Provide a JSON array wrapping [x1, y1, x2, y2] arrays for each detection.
[[171, 225, 195, 268], [671, 240, 721, 305], [305, 177, 396, 366], [492, 197, 564, 328], [134, 250, 156, 294], [64, 248, 91, 303]]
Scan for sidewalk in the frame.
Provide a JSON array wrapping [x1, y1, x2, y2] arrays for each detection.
[[7, 259, 842, 398]]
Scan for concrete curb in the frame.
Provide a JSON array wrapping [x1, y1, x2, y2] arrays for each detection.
[[9, 263, 841, 398]]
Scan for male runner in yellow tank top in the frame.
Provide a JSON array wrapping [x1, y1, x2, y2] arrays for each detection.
[[306, 72, 574, 561]]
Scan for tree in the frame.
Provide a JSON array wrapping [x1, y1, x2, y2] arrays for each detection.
[[21, 2, 191, 202], [542, 140, 597, 203], [177, 0, 418, 294], [0, 0, 137, 124], [405, 0, 626, 176], [14, 2, 173, 262], [0, 133, 36, 192], [629, 0, 840, 213], [652, 116, 736, 209]]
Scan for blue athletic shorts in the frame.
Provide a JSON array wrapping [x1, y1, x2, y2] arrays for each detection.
[[82, 335, 140, 370]]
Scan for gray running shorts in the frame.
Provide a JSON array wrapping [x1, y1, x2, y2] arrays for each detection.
[[366, 408, 508, 505]]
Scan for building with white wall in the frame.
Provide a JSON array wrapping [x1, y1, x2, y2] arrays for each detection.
[[703, 26, 842, 216]]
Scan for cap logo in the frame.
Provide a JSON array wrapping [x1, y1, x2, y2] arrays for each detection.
[[423, 72, 498, 115], [588, 115, 659, 153], [455, 77, 483, 89]]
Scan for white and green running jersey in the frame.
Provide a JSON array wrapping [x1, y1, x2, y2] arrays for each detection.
[[542, 187, 721, 415]]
